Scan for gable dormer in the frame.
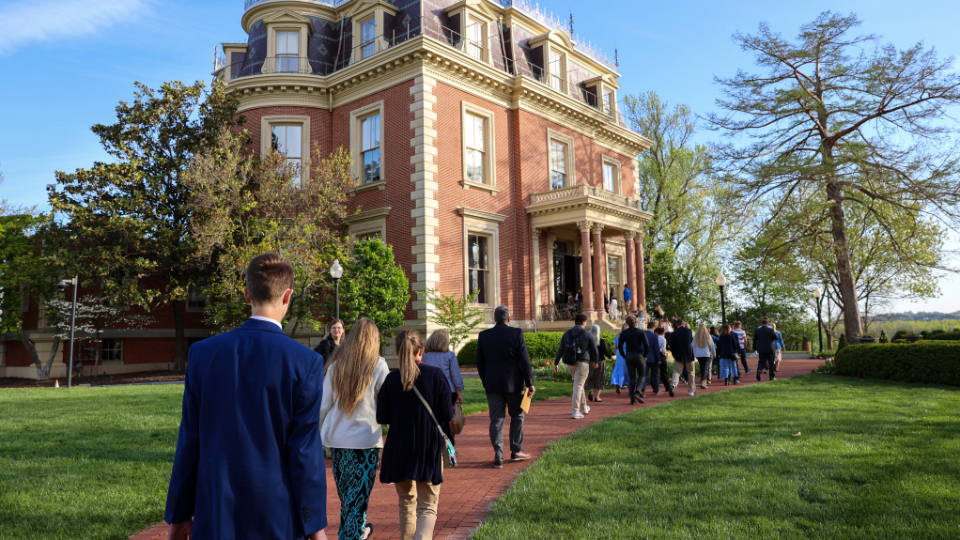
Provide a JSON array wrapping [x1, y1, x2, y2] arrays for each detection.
[[583, 73, 620, 116], [528, 30, 575, 93], [339, 0, 398, 64], [445, 0, 498, 64], [260, 10, 314, 74]]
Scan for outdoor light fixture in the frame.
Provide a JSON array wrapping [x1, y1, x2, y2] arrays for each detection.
[[330, 260, 343, 321], [814, 286, 824, 354], [57, 276, 79, 388], [716, 271, 727, 325]]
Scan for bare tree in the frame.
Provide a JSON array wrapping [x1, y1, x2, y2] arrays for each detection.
[[707, 12, 960, 341]]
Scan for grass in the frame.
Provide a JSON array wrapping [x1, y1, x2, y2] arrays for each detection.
[[0, 376, 574, 540], [472, 374, 960, 540]]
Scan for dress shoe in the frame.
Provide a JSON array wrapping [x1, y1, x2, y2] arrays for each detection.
[[756, 372, 762, 381], [511, 451, 531, 462], [633, 392, 644, 404], [493, 458, 503, 469], [615, 386, 621, 394], [588, 392, 594, 402]]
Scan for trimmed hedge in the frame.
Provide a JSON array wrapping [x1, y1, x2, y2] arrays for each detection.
[[455, 330, 618, 365], [834, 342, 960, 385], [925, 331, 960, 341]]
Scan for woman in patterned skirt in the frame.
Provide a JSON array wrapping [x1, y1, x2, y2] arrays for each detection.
[[586, 324, 614, 402], [320, 318, 389, 540]]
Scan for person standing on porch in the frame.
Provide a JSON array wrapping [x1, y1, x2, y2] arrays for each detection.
[[623, 285, 632, 309], [554, 313, 599, 419], [476, 306, 535, 469]]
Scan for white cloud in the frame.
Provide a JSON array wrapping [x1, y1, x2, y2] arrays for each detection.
[[0, 0, 149, 55]]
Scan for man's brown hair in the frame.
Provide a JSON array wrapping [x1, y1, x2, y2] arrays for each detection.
[[246, 252, 294, 305], [625, 314, 638, 328]]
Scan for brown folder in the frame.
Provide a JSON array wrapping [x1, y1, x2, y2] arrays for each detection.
[[520, 390, 533, 413]]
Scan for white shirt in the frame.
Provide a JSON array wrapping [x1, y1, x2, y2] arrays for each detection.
[[249, 316, 283, 330], [319, 357, 389, 449]]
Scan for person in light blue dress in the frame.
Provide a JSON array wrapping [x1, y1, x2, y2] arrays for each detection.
[[610, 323, 629, 391]]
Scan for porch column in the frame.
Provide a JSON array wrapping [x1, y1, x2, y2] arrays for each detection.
[[531, 227, 542, 322], [634, 231, 646, 314], [546, 230, 556, 305], [624, 231, 637, 311], [578, 221, 595, 316], [592, 223, 605, 318]]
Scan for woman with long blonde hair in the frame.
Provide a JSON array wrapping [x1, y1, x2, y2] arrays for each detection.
[[319, 318, 388, 540], [692, 323, 716, 389], [377, 331, 453, 540]]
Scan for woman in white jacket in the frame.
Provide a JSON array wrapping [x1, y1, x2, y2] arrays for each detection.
[[320, 318, 389, 540], [692, 323, 716, 389]]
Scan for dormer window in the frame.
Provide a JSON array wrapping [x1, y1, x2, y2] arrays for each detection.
[[466, 21, 483, 60], [549, 51, 564, 92], [603, 90, 612, 114], [360, 17, 376, 58], [585, 75, 619, 116], [276, 31, 299, 72]]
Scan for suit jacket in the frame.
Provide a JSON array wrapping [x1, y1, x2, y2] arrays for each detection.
[[165, 319, 327, 539], [753, 325, 778, 354], [644, 330, 662, 363], [476, 322, 534, 394], [669, 326, 695, 363]]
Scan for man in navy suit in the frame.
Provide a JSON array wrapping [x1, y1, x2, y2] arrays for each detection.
[[165, 253, 328, 540], [476, 306, 535, 469], [753, 317, 779, 382], [669, 320, 697, 397]]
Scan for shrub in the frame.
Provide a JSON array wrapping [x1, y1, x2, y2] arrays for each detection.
[[834, 343, 960, 385], [925, 331, 960, 341], [879, 330, 888, 344], [837, 333, 848, 352], [892, 330, 909, 341], [457, 339, 478, 365]]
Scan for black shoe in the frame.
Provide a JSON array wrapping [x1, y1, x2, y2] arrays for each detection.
[[633, 392, 644, 404], [493, 458, 503, 469], [668, 385, 675, 397], [724, 378, 730, 386], [756, 372, 762, 381], [615, 386, 621, 394], [630, 398, 636, 405], [638, 392, 645, 399], [588, 392, 594, 402]]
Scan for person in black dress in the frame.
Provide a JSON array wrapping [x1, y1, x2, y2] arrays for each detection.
[[586, 324, 614, 402]]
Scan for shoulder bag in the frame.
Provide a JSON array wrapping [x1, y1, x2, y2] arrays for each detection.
[[412, 386, 458, 468]]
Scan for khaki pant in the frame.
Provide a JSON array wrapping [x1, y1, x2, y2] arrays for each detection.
[[395, 480, 441, 540], [567, 362, 589, 414], [671, 360, 696, 394]]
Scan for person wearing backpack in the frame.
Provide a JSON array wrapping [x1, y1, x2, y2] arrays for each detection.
[[553, 313, 599, 419]]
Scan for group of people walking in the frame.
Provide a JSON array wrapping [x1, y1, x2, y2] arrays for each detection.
[[164, 252, 787, 540], [555, 311, 786, 418]]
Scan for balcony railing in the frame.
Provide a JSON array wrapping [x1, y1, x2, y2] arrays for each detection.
[[530, 184, 642, 211], [244, 0, 349, 10]]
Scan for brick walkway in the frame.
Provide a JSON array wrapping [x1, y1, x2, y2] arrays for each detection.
[[131, 360, 823, 540]]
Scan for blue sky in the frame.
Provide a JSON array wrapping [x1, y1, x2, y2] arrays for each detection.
[[1, 0, 958, 312]]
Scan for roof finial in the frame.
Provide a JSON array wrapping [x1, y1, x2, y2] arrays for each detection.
[[569, 13, 574, 35], [213, 46, 217, 71], [615, 47, 619, 68]]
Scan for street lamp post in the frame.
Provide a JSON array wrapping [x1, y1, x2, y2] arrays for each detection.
[[716, 271, 727, 326], [330, 259, 343, 321], [814, 286, 824, 354], [734, 302, 741, 324], [58, 276, 79, 388]]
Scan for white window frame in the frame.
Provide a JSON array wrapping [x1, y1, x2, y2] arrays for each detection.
[[187, 287, 206, 312], [261, 115, 311, 184], [602, 155, 621, 194], [349, 101, 386, 193], [346, 207, 391, 243], [359, 16, 377, 59], [546, 129, 576, 189], [458, 207, 506, 312], [460, 102, 499, 193], [275, 30, 300, 73], [262, 16, 311, 74]]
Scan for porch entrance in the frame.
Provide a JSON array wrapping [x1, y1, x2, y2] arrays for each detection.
[[552, 241, 581, 304]]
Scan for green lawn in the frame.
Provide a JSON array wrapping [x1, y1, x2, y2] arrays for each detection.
[[472, 374, 960, 540], [0, 377, 574, 540]]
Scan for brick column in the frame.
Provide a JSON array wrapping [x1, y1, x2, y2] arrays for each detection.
[[624, 231, 637, 311], [578, 221, 594, 316], [634, 231, 646, 314], [591, 223, 605, 319]]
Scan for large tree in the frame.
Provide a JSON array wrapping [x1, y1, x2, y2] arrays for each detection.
[[186, 128, 354, 336], [707, 12, 960, 341], [622, 91, 739, 319], [50, 80, 239, 370]]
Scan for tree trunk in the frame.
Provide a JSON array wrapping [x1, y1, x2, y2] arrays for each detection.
[[43, 336, 61, 378], [826, 181, 863, 342], [173, 299, 186, 372], [18, 328, 60, 380]]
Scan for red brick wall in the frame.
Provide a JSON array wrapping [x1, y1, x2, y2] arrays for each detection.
[[241, 107, 334, 160]]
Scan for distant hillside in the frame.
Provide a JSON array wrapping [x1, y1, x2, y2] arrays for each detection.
[[875, 311, 960, 322]]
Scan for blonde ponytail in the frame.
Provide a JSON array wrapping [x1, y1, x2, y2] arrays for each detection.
[[395, 330, 422, 392]]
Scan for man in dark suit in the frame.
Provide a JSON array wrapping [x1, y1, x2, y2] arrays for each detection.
[[476, 305, 535, 469], [165, 253, 328, 540], [669, 319, 697, 397], [753, 317, 778, 381]]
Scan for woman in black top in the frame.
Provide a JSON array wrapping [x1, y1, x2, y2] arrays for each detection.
[[617, 314, 650, 404], [586, 324, 613, 402], [377, 330, 453, 540], [716, 323, 744, 385], [314, 319, 345, 362]]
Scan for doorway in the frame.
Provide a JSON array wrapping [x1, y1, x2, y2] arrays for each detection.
[[552, 241, 581, 304]]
